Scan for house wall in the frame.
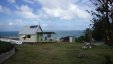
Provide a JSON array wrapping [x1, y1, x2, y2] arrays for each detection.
[[42, 34, 54, 42], [19, 34, 37, 43], [37, 34, 43, 42]]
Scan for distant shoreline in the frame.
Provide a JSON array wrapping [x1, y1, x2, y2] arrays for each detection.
[[0, 30, 84, 39]]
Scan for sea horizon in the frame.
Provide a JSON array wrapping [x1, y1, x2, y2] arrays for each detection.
[[0, 30, 84, 38]]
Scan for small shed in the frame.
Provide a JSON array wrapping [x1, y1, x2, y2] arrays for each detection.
[[69, 36, 76, 43], [60, 36, 75, 43]]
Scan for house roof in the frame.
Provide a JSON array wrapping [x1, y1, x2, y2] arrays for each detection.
[[19, 25, 43, 35]]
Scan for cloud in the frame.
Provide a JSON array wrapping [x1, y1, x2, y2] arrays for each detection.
[[42, 23, 47, 27], [11, 0, 90, 20], [0, 5, 3, 12], [0, 19, 24, 31], [23, 0, 35, 4], [37, 0, 90, 20], [8, 0, 16, 4], [9, 22, 13, 26], [15, 5, 39, 19], [22, 0, 90, 20], [9, 19, 24, 26], [1, 19, 24, 26], [0, 5, 11, 14], [0, 4, 39, 20], [0, 0, 91, 31], [40, 4, 89, 20]]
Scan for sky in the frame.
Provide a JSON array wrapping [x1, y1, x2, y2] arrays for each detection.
[[0, 0, 92, 31]]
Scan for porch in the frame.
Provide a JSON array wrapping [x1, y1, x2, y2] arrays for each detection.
[[37, 32, 56, 42]]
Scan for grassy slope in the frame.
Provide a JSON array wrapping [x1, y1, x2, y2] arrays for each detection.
[[3, 43, 113, 64]]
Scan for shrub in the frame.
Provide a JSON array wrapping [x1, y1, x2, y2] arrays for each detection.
[[76, 36, 85, 43], [0, 41, 14, 54]]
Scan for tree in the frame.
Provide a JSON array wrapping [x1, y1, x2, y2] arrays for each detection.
[[84, 28, 92, 43], [89, 0, 113, 45], [76, 36, 85, 42], [92, 18, 105, 41]]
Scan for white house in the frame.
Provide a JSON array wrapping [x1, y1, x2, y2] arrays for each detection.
[[19, 25, 56, 43], [19, 25, 43, 43]]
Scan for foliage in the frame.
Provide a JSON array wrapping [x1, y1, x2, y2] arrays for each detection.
[[76, 28, 92, 43], [60, 37, 69, 42], [76, 36, 85, 42], [84, 28, 92, 42], [0, 41, 14, 54], [89, 0, 113, 45], [92, 28, 104, 41]]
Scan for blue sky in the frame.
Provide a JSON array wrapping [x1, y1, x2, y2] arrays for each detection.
[[0, 0, 91, 31]]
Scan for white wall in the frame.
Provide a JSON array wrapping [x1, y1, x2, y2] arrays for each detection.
[[19, 34, 37, 42], [37, 34, 43, 42], [69, 37, 75, 43], [69, 37, 73, 42]]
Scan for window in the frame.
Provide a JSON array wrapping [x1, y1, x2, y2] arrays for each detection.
[[47, 34, 51, 38], [27, 35, 31, 38]]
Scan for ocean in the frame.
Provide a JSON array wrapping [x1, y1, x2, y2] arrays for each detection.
[[0, 30, 84, 38], [52, 30, 84, 39]]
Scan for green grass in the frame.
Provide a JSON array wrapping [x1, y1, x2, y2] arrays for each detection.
[[3, 43, 113, 64]]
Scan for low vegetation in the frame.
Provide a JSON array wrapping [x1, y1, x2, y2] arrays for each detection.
[[76, 36, 85, 42], [0, 41, 14, 54], [3, 43, 113, 64]]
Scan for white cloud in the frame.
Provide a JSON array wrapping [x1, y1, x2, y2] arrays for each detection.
[[0, 19, 24, 31], [23, 0, 35, 4], [39, 4, 89, 20], [15, 5, 39, 19], [0, 5, 11, 14], [8, 0, 16, 4], [37, 0, 90, 20], [37, 0, 75, 8], [9, 22, 13, 26], [14, 0, 90, 20], [0, 5, 3, 12], [42, 23, 47, 27], [7, 19, 24, 26]]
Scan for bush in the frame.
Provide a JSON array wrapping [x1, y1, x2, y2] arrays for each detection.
[[0, 41, 14, 54], [76, 36, 85, 43]]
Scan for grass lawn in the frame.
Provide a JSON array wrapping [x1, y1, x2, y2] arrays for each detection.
[[3, 43, 113, 64]]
